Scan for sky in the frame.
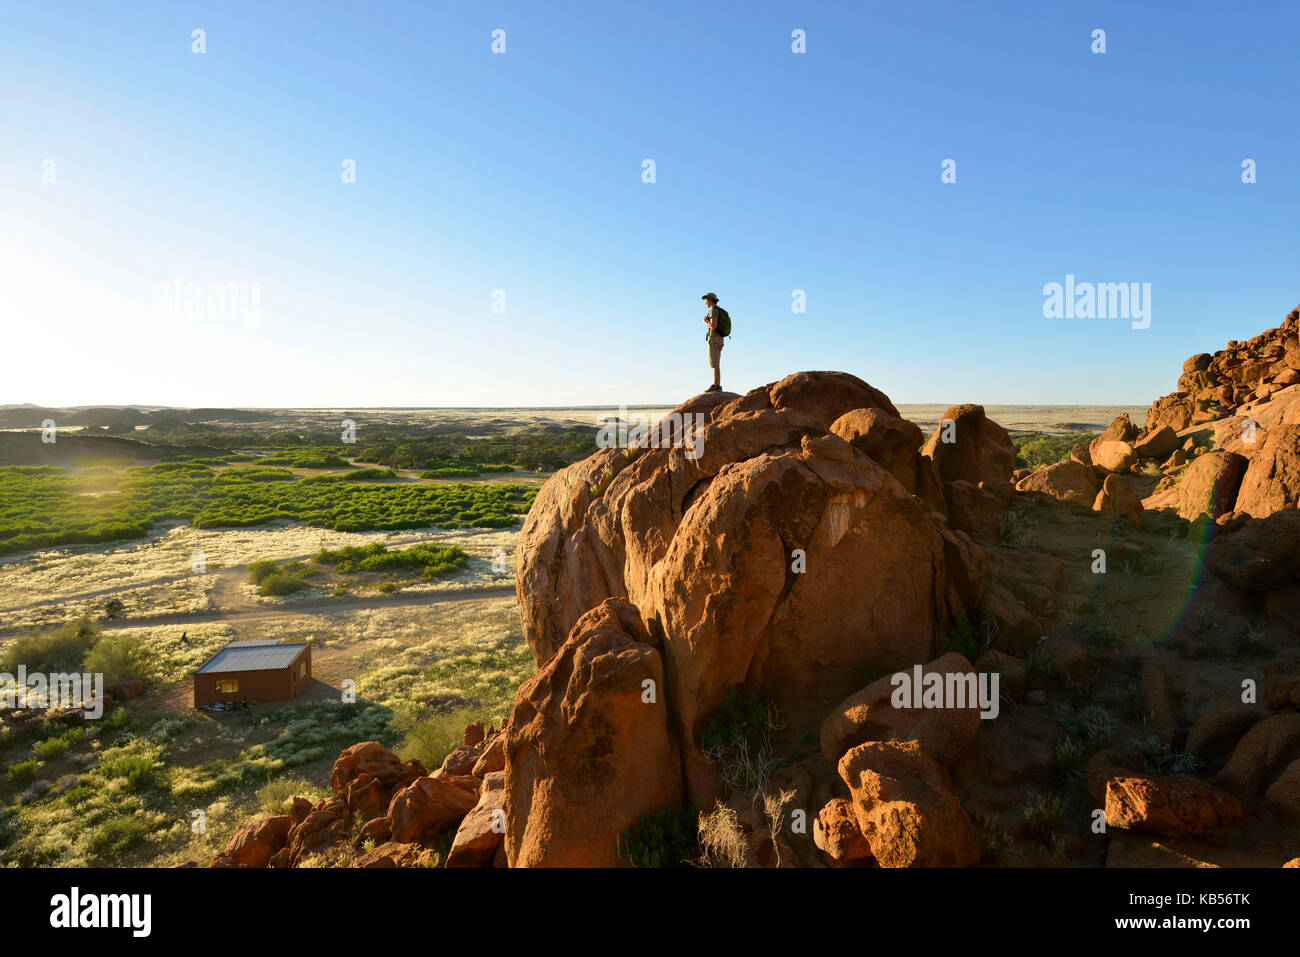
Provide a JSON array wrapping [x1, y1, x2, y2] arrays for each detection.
[[1, 0, 1298, 409]]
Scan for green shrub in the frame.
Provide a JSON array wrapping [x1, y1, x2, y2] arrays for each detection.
[[256, 776, 327, 814], [1132, 735, 1203, 775], [616, 807, 699, 867], [216, 467, 295, 482], [1021, 790, 1064, 839], [943, 612, 995, 661], [84, 634, 150, 684], [588, 465, 615, 498], [1065, 674, 1097, 709], [246, 559, 279, 585], [343, 468, 396, 481], [974, 811, 1014, 863], [421, 467, 480, 478], [258, 572, 306, 597], [1013, 432, 1097, 471], [1026, 644, 1054, 686], [32, 737, 69, 761], [314, 542, 467, 580], [699, 687, 776, 755], [397, 707, 481, 771], [1067, 705, 1116, 748], [102, 755, 154, 789], [6, 760, 38, 784], [87, 816, 152, 857], [0, 618, 99, 674], [1054, 736, 1084, 774], [698, 688, 780, 791]]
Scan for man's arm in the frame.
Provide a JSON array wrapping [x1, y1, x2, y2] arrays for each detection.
[[703, 307, 717, 332]]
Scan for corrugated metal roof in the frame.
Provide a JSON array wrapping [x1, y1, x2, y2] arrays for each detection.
[[197, 642, 310, 675]]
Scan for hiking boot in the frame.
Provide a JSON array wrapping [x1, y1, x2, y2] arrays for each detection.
[[705, 384, 721, 393]]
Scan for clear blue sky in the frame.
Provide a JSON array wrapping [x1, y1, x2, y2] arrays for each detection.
[[2, 0, 1297, 408]]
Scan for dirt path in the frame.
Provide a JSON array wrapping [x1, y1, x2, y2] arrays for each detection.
[[0, 582, 517, 638]]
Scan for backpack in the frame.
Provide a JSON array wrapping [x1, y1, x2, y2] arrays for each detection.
[[714, 306, 732, 338]]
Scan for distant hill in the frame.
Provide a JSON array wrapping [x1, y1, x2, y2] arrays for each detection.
[[0, 431, 225, 466]]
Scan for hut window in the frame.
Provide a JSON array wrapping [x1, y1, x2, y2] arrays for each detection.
[[217, 679, 239, 693]]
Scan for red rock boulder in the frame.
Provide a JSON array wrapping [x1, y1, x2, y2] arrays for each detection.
[[387, 775, 479, 845], [504, 599, 683, 867], [1104, 774, 1244, 837], [838, 739, 979, 868], [224, 815, 291, 868]]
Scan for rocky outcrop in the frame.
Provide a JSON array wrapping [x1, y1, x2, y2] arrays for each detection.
[[515, 372, 992, 761], [1234, 424, 1300, 516], [283, 795, 348, 866], [921, 404, 1016, 538], [213, 730, 508, 869], [1137, 306, 1300, 437], [504, 599, 682, 867]]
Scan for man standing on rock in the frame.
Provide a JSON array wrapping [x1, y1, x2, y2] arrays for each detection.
[[701, 292, 728, 393]]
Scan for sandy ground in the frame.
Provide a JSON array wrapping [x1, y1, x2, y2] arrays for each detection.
[[0, 523, 520, 635]]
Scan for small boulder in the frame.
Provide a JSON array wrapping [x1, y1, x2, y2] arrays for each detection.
[[974, 649, 1027, 702], [813, 797, 873, 862], [356, 841, 424, 868], [1040, 637, 1089, 684], [224, 815, 291, 868], [463, 722, 485, 747], [1134, 425, 1179, 461], [1104, 774, 1244, 837], [1015, 460, 1100, 508], [1214, 712, 1300, 802], [446, 771, 506, 868], [438, 745, 482, 778], [1185, 706, 1268, 771], [472, 733, 506, 777], [1091, 439, 1134, 473], [838, 740, 979, 868], [1204, 510, 1300, 591], [1264, 658, 1300, 711], [1092, 473, 1143, 529], [1234, 424, 1300, 517], [1263, 758, 1300, 825], [387, 775, 479, 845], [820, 652, 984, 768]]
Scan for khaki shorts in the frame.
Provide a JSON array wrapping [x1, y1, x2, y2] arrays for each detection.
[[707, 334, 724, 369]]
